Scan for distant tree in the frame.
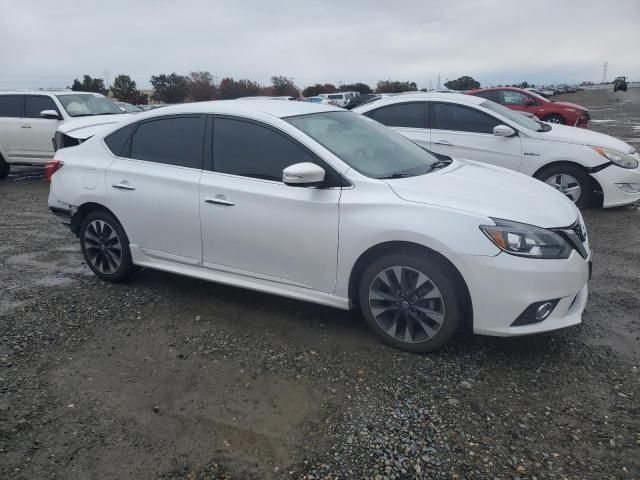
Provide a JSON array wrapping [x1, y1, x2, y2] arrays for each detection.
[[271, 76, 300, 97], [444, 76, 480, 91], [71, 75, 108, 95], [187, 71, 216, 101], [339, 83, 373, 94], [375, 80, 417, 93], [150, 73, 189, 103], [110, 74, 146, 104], [301, 83, 337, 97], [217, 78, 261, 99]]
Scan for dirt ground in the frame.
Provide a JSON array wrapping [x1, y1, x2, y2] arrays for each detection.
[[1, 88, 639, 480]]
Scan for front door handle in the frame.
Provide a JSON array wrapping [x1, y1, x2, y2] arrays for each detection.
[[205, 197, 234, 206], [433, 139, 453, 146], [112, 182, 136, 191], [21, 124, 32, 129]]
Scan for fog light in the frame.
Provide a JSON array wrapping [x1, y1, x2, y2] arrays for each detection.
[[511, 299, 560, 326], [616, 183, 640, 194], [536, 302, 555, 320]]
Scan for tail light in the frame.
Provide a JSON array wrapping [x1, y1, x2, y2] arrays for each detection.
[[44, 160, 63, 183]]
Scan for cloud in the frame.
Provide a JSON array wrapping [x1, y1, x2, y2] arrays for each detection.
[[0, 0, 638, 90]]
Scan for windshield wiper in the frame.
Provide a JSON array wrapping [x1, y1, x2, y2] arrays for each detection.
[[428, 159, 453, 172], [378, 172, 414, 179]]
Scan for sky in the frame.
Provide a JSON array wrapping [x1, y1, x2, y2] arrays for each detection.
[[1, 0, 639, 91]]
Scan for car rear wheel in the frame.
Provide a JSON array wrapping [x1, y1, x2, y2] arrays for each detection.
[[0, 155, 10, 179], [358, 252, 462, 353], [536, 164, 592, 208], [80, 210, 134, 282], [542, 114, 566, 125]]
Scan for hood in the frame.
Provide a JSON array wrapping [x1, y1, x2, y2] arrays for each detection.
[[385, 159, 578, 228], [59, 114, 132, 139], [540, 123, 635, 154], [551, 101, 588, 111]]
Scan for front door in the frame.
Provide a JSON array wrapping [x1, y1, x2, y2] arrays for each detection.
[[20, 95, 62, 162], [430, 101, 523, 171], [199, 117, 340, 293], [105, 115, 205, 265]]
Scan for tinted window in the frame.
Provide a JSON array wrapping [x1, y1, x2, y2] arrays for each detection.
[[366, 102, 426, 129], [214, 118, 319, 182], [472, 91, 498, 102], [25, 96, 60, 118], [129, 116, 204, 168], [0, 95, 22, 118], [501, 91, 529, 106], [104, 124, 136, 157], [328, 94, 343, 100], [433, 103, 500, 134]]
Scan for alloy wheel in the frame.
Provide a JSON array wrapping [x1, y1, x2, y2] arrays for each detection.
[[545, 174, 582, 202], [368, 266, 445, 344], [83, 219, 123, 274]]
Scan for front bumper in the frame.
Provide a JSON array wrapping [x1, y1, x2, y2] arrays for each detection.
[[591, 161, 640, 207], [444, 249, 590, 336]]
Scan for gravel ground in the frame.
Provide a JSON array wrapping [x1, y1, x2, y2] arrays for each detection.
[[1, 88, 639, 480]]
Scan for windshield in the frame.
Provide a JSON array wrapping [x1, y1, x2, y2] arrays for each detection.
[[480, 100, 543, 132], [56, 93, 123, 117], [285, 111, 439, 179]]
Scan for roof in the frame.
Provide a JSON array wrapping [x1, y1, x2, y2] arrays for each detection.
[[0, 90, 104, 96], [352, 91, 485, 111], [134, 99, 344, 119]]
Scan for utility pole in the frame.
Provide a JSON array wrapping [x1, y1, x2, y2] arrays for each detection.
[[103, 69, 111, 89], [602, 61, 608, 84], [437, 74, 441, 90]]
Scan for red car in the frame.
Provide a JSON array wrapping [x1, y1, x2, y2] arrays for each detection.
[[466, 87, 590, 128]]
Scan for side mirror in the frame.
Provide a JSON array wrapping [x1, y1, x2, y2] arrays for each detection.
[[283, 162, 326, 186], [40, 110, 61, 120], [119, 106, 126, 113], [493, 125, 516, 137]]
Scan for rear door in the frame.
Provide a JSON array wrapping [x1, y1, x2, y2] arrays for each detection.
[[430, 101, 523, 171], [199, 116, 341, 293], [105, 115, 205, 265], [20, 95, 62, 162], [363, 102, 430, 148], [0, 95, 24, 162]]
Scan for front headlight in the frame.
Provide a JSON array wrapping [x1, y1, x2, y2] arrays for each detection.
[[480, 219, 572, 259], [592, 146, 639, 169]]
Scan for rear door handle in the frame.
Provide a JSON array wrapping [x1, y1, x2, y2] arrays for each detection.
[[21, 124, 32, 129], [205, 197, 234, 206], [433, 139, 453, 146], [112, 182, 136, 191]]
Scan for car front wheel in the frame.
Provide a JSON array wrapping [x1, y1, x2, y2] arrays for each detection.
[[80, 210, 134, 282], [0, 155, 10, 179], [536, 164, 592, 208], [542, 113, 566, 125], [358, 252, 462, 353]]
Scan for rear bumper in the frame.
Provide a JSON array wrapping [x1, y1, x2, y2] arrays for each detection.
[[49, 206, 72, 226]]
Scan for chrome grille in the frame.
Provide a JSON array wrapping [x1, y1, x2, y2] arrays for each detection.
[[553, 220, 588, 259]]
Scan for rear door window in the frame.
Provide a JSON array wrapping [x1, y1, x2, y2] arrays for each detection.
[[432, 103, 500, 134], [0, 95, 22, 118], [128, 116, 205, 169], [365, 102, 428, 129]]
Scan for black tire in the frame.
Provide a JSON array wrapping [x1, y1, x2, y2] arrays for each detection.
[[358, 252, 462, 353], [535, 164, 592, 209], [542, 113, 566, 125], [0, 155, 10, 179], [80, 210, 134, 282]]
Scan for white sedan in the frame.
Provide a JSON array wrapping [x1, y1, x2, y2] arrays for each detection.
[[354, 93, 640, 208], [48, 100, 590, 352]]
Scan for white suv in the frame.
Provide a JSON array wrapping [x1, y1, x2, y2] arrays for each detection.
[[48, 100, 590, 353], [0, 91, 125, 178], [354, 93, 640, 208]]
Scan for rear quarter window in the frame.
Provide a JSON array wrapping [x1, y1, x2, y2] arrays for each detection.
[[104, 124, 136, 157]]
